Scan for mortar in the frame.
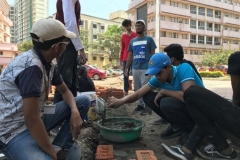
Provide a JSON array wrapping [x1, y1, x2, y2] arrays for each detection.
[[97, 117, 145, 143]]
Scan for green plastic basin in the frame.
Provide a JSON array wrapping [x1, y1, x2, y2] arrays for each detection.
[[97, 117, 145, 143]]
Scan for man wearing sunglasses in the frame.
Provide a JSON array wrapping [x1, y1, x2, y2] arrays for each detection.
[[0, 18, 90, 160], [108, 53, 203, 147]]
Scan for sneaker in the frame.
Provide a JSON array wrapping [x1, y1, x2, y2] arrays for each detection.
[[153, 118, 167, 125], [162, 143, 194, 160], [161, 124, 183, 139], [133, 105, 144, 112], [197, 144, 238, 160], [140, 108, 147, 115], [57, 149, 68, 160]]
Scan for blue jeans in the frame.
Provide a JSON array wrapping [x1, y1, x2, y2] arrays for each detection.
[[0, 96, 90, 160], [122, 61, 130, 93]]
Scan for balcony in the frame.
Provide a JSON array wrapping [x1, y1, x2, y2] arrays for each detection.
[[128, 0, 146, 10], [222, 43, 240, 50], [160, 37, 189, 47], [189, 43, 221, 50], [223, 17, 240, 26], [0, 57, 12, 65], [147, 21, 155, 30], [223, 30, 240, 39], [148, 5, 156, 15], [184, 54, 202, 63], [160, 4, 190, 17], [161, 21, 190, 32], [190, 28, 221, 37], [191, 14, 221, 23], [188, 0, 240, 12]]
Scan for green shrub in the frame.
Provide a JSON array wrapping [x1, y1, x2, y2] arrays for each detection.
[[199, 71, 224, 77]]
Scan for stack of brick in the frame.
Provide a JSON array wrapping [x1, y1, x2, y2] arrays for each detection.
[[95, 86, 124, 100], [129, 80, 133, 90]]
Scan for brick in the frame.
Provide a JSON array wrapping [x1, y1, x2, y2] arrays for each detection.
[[95, 145, 114, 160], [135, 150, 157, 160]]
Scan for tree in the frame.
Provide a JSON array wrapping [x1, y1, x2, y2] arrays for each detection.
[[80, 27, 89, 50], [201, 48, 236, 66], [90, 25, 125, 61], [17, 40, 33, 52]]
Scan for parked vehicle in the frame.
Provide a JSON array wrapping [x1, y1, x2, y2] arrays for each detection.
[[83, 65, 106, 80], [107, 69, 119, 76], [113, 69, 123, 76], [209, 65, 228, 74]]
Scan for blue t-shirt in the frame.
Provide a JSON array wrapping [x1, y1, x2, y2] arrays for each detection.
[[128, 35, 157, 69], [148, 63, 204, 90]]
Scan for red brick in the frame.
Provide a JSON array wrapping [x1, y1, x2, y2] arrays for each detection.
[[135, 150, 157, 160], [95, 145, 114, 160]]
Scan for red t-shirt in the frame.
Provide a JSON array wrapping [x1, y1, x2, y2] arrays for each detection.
[[120, 32, 137, 61]]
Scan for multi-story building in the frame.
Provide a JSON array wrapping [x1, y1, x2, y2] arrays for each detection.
[[13, 0, 48, 44], [128, 0, 240, 63], [0, 0, 18, 71], [9, 5, 15, 43]]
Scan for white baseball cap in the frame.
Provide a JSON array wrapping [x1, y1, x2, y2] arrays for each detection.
[[30, 18, 76, 43], [136, 19, 146, 26]]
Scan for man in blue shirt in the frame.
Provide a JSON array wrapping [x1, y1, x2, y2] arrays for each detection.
[[124, 19, 157, 115], [108, 53, 204, 145]]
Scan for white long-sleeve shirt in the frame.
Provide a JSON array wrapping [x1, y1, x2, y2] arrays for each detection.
[[62, 0, 84, 51]]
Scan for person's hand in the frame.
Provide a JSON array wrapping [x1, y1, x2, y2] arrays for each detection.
[[79, 49, 88, 65], [124, 69, 129, 77], [107, 96, 123, 109], [154, 90, 165, 107], [70, 109, 83, 139], [49, 150, 57, 160]]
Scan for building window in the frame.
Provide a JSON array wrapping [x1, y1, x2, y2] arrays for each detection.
[[183, 49, 188, 54], [198, 21, 205, 30], [207, 9, 213, 17], [182, 4, 188, 9], [225, 13, 230, 17], [190, 35, 196, 43], [214, 24, 221, 32], [161, 0, 165, 4], [182, 34, 187, 39], [190, 5, 196, 14], [160, 31, 166, 37], [190, 50, 197, 55], [233, 27, 239, 32], [190, 20, 196, 29], [93, 35, 97, 39], [0, 51, 3, 55], [160, 15, 165, 21], [207, 22, 213, 31], [214, 37, 221, 45], [181, 19, 188, 24], [101, 25, 105, 30], [215, 10, 221, 18], [170, 1, 178, 7], [223, 39, 228, 43], [198, 7, 205, 16], [170, 17, 178, 23], [206, 37, 212, 44], [93, 24, 97, 28], [170, 32, 178, 38], [92, 56, 97, 60], [198, 36, 204, 44], [223, 26, 228, 30], [100, 57, 104, 61]]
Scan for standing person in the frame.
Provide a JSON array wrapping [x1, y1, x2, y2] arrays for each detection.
[[0, 18, 90, 160], [125, 20, 157, 115], [54, 0, 88, 103], [120, 19, 137, 96]]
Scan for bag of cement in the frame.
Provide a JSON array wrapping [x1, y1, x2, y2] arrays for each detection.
[[96, 97, 105, 114]]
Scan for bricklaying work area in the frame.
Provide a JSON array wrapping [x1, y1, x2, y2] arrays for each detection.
[[89, 77, 238, 160]]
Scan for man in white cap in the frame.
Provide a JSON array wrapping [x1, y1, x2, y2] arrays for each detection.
[[124, 19, 157, 115], [0, 18, 90, 160]]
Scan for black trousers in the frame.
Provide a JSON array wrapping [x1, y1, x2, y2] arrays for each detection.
[[54, 42, 78, 103], [184, 85, 240, 152]]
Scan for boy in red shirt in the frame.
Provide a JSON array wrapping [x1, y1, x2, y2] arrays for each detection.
[[120, 19, 137, 95]]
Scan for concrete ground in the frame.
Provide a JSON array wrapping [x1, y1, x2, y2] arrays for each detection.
[[93, 77, 238, 160]]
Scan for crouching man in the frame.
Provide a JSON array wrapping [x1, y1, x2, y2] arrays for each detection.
[[0, 18, 90, 160]]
